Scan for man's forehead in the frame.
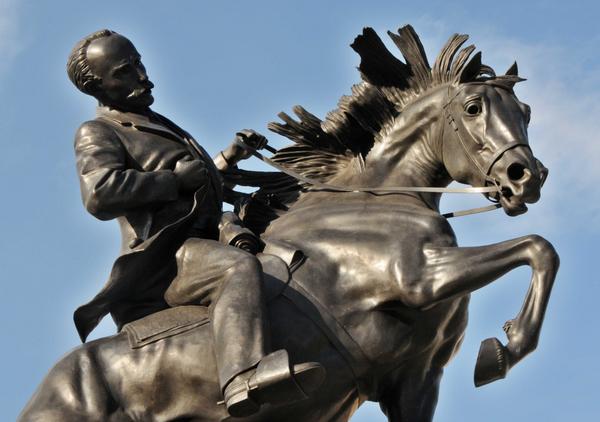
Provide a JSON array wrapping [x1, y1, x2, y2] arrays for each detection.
[[86, 34, 139, 67]]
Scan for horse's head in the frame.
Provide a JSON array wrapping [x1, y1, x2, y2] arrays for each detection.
[[441, 59, 547, 216]]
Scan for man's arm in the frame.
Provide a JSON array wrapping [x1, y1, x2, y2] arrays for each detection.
[[75, 120, 179, 220], [213, 130, 268, 172]]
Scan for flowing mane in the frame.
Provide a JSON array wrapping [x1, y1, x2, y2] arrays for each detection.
[[224, 25, 520, 234]]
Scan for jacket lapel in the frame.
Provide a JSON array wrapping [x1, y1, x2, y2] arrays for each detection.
[[96, 107, 191, 149]]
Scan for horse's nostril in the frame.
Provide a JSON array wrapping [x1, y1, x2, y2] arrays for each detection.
[[507, 163, 526, 181]]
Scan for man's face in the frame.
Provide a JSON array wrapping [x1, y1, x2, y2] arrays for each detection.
[[86, 34, 154, 111]]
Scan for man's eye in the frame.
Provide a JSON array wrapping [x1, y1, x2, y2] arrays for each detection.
[[113, 65, 132, 77]]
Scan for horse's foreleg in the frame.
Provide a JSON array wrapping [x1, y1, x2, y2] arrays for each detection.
[[399, 235, 559, 386]]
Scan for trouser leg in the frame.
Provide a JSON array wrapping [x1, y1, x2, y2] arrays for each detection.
[[211, 256, 269, 390], [164, 238, 269, 391]]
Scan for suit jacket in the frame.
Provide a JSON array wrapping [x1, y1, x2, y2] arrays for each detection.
[[73, 106, 223, 341]]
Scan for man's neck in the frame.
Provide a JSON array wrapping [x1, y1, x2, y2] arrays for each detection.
[[98, 101, 153, 118]]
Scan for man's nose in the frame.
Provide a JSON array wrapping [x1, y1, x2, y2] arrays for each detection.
[[137, 68, 148, 81], [135, 65, 149, 82], [137, 69, 153, 88]]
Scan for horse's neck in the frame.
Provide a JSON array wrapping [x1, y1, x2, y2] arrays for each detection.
[[327, 88, 450, 211]]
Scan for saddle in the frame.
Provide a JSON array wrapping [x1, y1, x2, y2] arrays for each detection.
[[123, 243, 300, 349]]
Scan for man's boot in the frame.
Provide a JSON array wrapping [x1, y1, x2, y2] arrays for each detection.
[[223, 349, 325, 417]]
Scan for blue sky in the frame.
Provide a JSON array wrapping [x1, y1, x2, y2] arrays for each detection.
[[2, 0, 599, 420]]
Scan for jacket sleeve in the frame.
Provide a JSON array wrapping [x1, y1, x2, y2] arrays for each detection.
[[75, 120, 179, 220]]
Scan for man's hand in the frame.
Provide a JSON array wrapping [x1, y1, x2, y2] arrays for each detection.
[[173, 158, 208, 192], [225, 129, 268, 164]]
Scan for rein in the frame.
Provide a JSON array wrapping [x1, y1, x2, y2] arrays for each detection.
[[234, 139, 502, 219]]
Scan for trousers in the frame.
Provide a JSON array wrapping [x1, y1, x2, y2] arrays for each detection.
[[164, 238, 269, 390]]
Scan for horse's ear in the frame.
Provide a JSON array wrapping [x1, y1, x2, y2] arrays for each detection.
[[505, 61, 519, 76], [457, 51, 482, 83]]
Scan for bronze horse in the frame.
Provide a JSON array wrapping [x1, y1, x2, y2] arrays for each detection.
[[20, 26, 558, 422]]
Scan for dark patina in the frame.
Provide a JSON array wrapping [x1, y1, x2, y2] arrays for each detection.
[[20, 25, 558, 422]]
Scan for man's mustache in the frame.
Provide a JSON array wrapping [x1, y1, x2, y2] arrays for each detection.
[[127, 81, 154, 99]]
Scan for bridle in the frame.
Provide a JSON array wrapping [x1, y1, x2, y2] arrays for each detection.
[[442, 82, 531, 194], [236, 83, 530, 218]]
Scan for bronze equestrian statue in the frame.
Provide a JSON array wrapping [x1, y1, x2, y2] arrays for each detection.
[[19, 25, 558, 422]]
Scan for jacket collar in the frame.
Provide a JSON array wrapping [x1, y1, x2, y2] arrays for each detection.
[[96, 106, 187, 145]]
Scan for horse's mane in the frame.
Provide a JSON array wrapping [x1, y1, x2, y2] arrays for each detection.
[[224, 25, 520, 234]]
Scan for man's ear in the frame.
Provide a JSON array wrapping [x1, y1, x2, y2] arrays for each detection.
[[83, 77, 102, 96]]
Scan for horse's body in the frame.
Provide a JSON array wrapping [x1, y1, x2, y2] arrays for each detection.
[[20, 201, 468, 422], [20, 26, 558, 421]]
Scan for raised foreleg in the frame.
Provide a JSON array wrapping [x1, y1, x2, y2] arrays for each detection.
[[398, 235, 559, 386]]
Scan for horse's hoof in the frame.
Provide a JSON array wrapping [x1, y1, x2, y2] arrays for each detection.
[[474, 337, 509, 387]]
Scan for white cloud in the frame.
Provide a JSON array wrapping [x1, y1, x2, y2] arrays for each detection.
[[0, 0, 22, 76]]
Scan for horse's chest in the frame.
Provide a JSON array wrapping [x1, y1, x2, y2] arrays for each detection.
[[274, 204, 459, 363], [289, 205, 455, 289]]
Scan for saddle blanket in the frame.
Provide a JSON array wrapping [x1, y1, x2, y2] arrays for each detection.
[[122, 305, 209, 349]]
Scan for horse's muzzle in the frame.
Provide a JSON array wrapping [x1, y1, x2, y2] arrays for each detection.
[[491, 149, 546, 216]]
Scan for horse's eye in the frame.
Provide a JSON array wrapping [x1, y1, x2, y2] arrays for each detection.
[[465, 100, 482, 116]]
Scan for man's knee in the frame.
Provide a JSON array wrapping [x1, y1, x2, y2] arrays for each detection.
[[224, 250, 262, 284], [166, 245, 262, 307]]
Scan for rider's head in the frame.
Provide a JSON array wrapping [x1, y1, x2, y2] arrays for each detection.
[[67, 30, 154, 112]]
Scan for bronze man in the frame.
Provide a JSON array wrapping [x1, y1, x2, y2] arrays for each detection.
[[66, 29, 322, 417]]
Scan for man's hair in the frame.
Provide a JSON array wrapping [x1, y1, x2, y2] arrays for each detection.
[[67, 29, 116, 95]]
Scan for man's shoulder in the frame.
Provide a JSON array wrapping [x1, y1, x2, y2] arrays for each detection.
[[75, 117, 123, 141], [74, 118, 124, 152], [77, 118, 118, 136]]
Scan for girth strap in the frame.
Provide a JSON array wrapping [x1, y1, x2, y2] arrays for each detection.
[[282, 278, 374, 402]]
